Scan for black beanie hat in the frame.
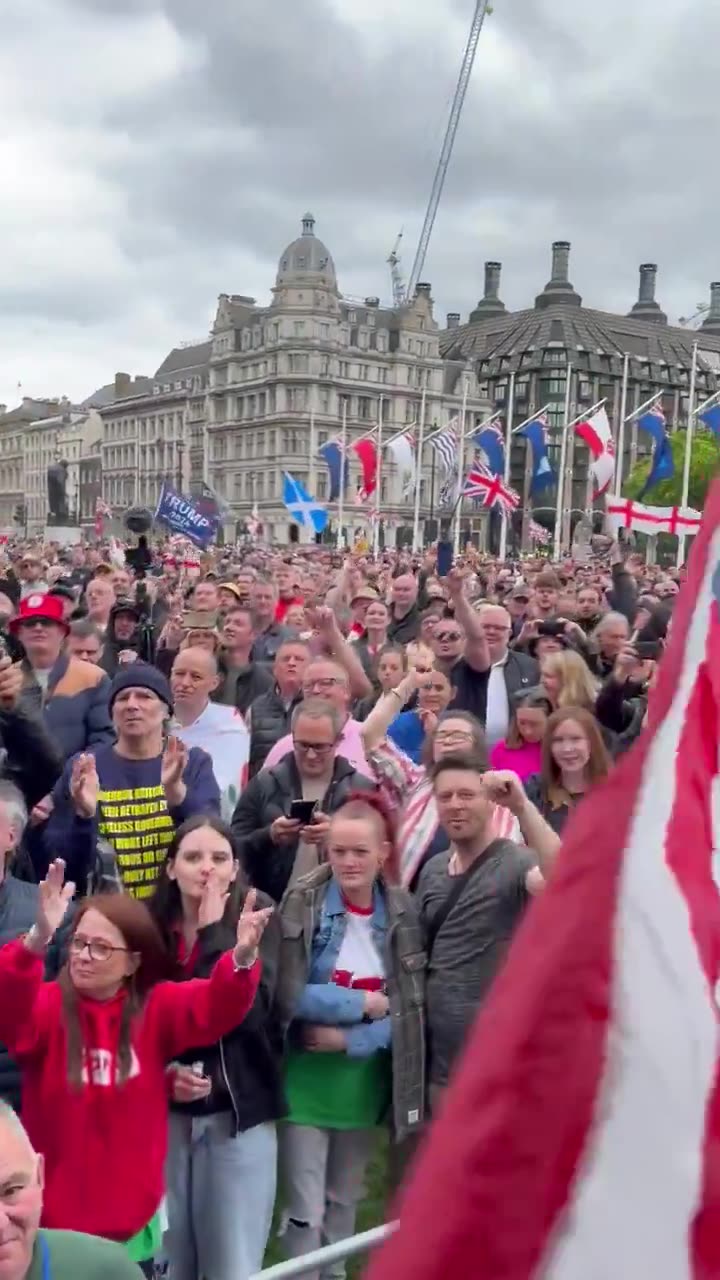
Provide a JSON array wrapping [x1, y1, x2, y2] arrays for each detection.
[[109, 662, 173, 714]]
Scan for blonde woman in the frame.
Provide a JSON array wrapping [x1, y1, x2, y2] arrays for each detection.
[[539, 649, 599, 713]]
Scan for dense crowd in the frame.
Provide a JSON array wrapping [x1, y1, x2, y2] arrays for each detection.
[[0, 533, 677, 1280]]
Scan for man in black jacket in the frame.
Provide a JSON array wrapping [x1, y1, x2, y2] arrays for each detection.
[[0, 656, 62, 810], [246, 640, 310, 777], [232, 699, 376, 902]]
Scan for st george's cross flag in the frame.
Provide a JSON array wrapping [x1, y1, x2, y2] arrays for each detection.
[[369, 477, 720, 1280]]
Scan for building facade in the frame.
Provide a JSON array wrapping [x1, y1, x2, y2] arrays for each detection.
[[0, 398, 68, 532], [25, 406, 103, 533], [205, 213, 487, 543], [440, 243, 720, 547]]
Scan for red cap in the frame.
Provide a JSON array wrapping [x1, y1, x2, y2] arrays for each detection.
[[10, 592, 69, 635]]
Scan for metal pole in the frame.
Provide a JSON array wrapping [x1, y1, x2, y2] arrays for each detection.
[[499, 370, 515, 561], [308, 408, 317, 496], [337, 400, 347, 550], [412, 387, 427, 552], [373, 397, 384, 557], [677, 341, 698, 567], [614, 352, 630, 495], [250, 1223, 397, 1280], [553, 363, 573, 560], [453, 373, 470, 555]]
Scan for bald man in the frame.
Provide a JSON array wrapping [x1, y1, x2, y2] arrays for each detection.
[[170, 647, 250, 819], [0, 1102, 142, 1279]]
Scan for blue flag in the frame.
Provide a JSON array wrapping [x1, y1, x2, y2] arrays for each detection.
[[639, 435, 675, 498], [473, 420, 505, 477], [699, 403, 720, 440], [637, 405, 667, 451], [154, 483, 220, 546], [319, 441, 349, 502], [517, 415, 555, 493], [282, 472, 328, 533]]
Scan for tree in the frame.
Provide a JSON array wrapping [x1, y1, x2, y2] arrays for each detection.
[[623, 429, 720, 509]]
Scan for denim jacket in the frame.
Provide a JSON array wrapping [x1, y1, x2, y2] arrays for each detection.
[[277, 865, 426, 1140]]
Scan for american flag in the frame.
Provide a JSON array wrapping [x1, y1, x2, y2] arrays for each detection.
[[463, 465, 520, 516], [529, 518, 551, 545], [429, 419, 458, 476], [369, 480, 720, 1280]]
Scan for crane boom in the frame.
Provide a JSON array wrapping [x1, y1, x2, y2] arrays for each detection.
[[405, 0, 492, 303]]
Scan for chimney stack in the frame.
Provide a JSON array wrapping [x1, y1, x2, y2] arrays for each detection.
[[628, 263, 667, 325], [701, 282, 720, 335], [415, 282, 432, 298], [446, 312, 461, 329], [114, 372, 131, 400], [469, 261, 506, 321], [535, 241, 582, 310]]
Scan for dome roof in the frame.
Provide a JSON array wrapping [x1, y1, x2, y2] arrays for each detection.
[[276, 213, 337, 288]]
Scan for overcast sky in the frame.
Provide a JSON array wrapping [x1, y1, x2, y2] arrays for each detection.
[[2, 0, 717, 408]]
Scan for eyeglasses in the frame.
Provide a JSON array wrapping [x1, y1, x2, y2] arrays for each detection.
[[435, 730, 474, 744], [436, 631, 462, 642], [293, 740, 335, 755], [302, 677, 343, 692], [70, 936, 128, 962]]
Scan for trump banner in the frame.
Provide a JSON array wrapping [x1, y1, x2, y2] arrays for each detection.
[[154, 483, 220, 547], [369, 478, 720, 1280]]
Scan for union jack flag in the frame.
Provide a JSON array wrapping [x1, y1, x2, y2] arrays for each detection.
[[529, 518, 551, 545], [369, 480, 720, 1280], [463, 464, 520, 516]]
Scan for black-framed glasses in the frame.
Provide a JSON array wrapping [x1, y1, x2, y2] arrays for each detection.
[[293, 740, 335, 755], [70, 936, 128, 963]]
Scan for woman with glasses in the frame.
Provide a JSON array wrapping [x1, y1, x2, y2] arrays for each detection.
[[361, 676, 519, 891], [0, 859, 271, 1276], [275, 794, 425, 1271], [148, 816, 283, 1280]]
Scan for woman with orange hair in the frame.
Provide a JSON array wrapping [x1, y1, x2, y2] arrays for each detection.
[[275, 794, 425, 1271]]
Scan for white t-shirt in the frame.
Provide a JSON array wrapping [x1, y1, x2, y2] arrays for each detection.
[[332, 902, 385, 991]]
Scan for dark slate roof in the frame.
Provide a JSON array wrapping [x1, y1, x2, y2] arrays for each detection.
[[80, 383, 116, 409], [154, 340, 212, 378], [440, 304, 720, 384]]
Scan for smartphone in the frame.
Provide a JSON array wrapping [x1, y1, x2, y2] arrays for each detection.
[[436, 540, 454, 578], [635, 640, 662, 660], [289, 799, 318, 824]]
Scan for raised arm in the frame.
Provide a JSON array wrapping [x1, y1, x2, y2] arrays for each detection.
[[310, 606, 372, 698], [445, 569, 491, 672], [482, 771, 561, 890], [361, 669, 419, 750], [0, 860, 75, 1058]]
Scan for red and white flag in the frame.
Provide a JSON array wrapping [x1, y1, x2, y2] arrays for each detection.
[[351, 438, 378, 501], [463, 465, 520, 516], [575, 405, 615, 494], [606, 495, 702, 537], [369, 478, 720, 1280]]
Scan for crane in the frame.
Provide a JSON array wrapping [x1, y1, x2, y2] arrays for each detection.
[[387, 230, 406, 308], [404, 0, 494, 304]]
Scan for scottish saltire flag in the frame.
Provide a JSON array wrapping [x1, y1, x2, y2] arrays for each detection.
[[429, 420, 458, 475], [155, 483, 220, 546], [319, 440, 349, 502], [281, 472, 328, 533], [699, 402, 720, 441], [517, 414, 555, 493], [474, 419, 505, 477], [369, 480, 720, 1280]]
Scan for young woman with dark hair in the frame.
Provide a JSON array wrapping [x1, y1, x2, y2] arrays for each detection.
[[275, 793, 426, 1272], [525, 706, 611, 835], [147, 815, 284, 1280], [0, 859, 271, 1276]]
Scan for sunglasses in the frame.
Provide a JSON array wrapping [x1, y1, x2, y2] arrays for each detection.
[[436, 631, 462, 642]]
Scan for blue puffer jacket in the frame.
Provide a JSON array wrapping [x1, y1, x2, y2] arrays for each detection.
[[21, 653, 114, 758]]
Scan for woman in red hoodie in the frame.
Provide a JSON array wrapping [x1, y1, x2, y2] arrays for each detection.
[[0, 859, 272, 1276]]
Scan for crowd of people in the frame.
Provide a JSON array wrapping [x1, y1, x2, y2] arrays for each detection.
[[0, 532, 677, 1280]]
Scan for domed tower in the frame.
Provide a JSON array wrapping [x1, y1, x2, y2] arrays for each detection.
[[271, 213, 341, 313]]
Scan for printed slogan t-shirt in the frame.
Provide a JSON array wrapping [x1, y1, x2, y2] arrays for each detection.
[[95, 755, 176, 897]]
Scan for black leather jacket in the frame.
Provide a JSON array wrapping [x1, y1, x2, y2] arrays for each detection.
[[0, 703, 62, 809]]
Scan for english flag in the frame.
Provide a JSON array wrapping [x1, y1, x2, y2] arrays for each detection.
[[369, 478, 720, 1280], [575, 405, 615, 494]]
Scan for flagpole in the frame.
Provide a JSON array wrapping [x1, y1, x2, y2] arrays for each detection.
[[453, 373, 471, 556], [553, 363, 573, 560], [373, 397, 384, 557], [677, 341, 698, 567], [614, 352, 630, 495], [308, 409, 317, 527], [412, 388, 427, 553], [499, 371, 515, 562], [337, 401, 347, 550], [510, 403, 553, 435]]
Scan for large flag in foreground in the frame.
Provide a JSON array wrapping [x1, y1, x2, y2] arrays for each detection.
[[369, 479, 720, 1280]]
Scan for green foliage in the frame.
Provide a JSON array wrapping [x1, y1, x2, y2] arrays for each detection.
[[623, 428, 720, 509]]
